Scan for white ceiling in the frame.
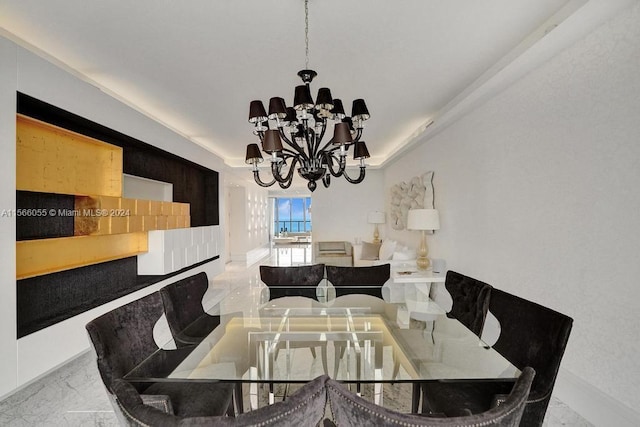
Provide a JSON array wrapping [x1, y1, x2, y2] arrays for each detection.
[[0, 0, 588, 174]]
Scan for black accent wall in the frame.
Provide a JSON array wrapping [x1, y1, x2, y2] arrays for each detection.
[[16, 93, 220, 337], [16, 191, 75, 240], [18, 258, 139, 337]]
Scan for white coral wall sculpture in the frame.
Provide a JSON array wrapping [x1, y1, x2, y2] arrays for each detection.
[[390, 172, 434, 230]]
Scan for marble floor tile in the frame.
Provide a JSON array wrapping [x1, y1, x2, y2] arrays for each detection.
[[0, 245, 593, 426], [0, 351, 116, 427]]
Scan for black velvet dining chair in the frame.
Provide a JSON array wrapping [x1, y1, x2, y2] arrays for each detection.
[[110, 374, 329, 426], [421, 289, 573, 426], [159, 272, 220, 347], [260, 264, 326, 300], [410, 271, 494, 412], [325, 367, 535, 427], [443, 270, 492, 337], [325, 264, 391, 299], [85, 292, 235, 421], [159, 272, 245, 413], [325, 265, 391, 381], [259, 264, 329, 377]]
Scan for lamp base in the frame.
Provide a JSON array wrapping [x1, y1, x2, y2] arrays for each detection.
[[416, 229, 430, 271], [373, 224, 381, 244], [416, 256, 431, 271]]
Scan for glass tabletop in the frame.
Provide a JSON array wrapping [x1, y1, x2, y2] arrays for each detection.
[[125, 284, 519, 385]]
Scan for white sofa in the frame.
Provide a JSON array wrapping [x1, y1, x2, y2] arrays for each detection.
[[353, 240, 417, 268]]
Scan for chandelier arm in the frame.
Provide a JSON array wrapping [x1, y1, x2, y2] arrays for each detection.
[[342, 166, 367, 184], [271, 156, 299, 184], [278, 178, 294, 189], [313, 119, 328, 157], [278, 128, 309, 161], [252, 170, 277, 187], [280, 147, 302, 158], [302, 119, 316, 160], [318, 139, 337, 155], [352, 128, 363, 143], [322, 173, 331, 188], [324, 152, 346, 178]]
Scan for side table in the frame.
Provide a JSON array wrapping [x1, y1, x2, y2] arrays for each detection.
[[384, 268, 446, 328]]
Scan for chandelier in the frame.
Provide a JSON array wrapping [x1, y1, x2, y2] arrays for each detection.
[[244, 0, 371, 192]]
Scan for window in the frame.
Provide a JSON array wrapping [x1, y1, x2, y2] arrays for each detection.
[[274, 197, 311, 233]]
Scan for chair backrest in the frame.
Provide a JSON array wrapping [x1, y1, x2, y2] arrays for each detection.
[[260, 264, 325, 300], [325, 264, 390, 298], [111, 375, 329, 426], [159, 272, 219, 341], [489, 289, 572, 425], [490, 289, 572, 397], [86, 292, 165, 392], [326, 368, 535, 427], [444, 271, 492, 336]]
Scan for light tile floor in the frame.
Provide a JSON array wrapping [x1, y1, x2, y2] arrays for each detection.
[[0, 244, 592, 426]]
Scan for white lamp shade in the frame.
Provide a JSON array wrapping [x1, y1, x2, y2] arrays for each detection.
[[367, 211, 386, 224], [407, 209, 440, 231]]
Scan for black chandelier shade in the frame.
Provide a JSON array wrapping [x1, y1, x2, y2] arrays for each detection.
[[245, 70, 371, 192], [268, 97, 287, 119], [293, 85, 314, 110], [353, 140, 370, 160], [248, 100, 267, 124]]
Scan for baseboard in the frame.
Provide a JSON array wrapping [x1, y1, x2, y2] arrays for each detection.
[[554, 368, 640, 426], [229, 245, 270, 267]]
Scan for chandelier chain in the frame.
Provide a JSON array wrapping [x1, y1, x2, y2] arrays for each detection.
[[304, 0, 309, 70]]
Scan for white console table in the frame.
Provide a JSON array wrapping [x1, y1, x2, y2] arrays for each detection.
[[383, 268, 448, 328]]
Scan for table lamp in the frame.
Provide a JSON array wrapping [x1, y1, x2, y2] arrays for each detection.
[[367, 211, 386, 244], [407, 208, 440, 270]]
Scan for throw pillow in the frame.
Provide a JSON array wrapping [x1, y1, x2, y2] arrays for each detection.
[[360, 241, 381, 260], [378, 239, 397, 261], [392, 245, 417, 261]]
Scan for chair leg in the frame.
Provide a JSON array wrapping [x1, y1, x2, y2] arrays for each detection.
[[269, 383, 275, 404], [333, 343, 346, 378], [234, 382, 244, 414], [411, 383, 421, 413], [227, 390, 236, 417], [321, 345, 328, 375], [392, 357, 400, 381]]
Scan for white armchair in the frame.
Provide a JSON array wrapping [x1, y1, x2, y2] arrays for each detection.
[[313, 241, 353, 266]]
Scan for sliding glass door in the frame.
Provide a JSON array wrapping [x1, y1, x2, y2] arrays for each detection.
[[273, 197, 312, 234]]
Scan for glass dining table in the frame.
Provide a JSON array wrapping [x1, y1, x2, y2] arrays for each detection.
[[125, 283, 519, 410]]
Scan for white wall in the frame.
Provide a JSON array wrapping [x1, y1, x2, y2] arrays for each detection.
[[311, 168, 385, 244], [228, 186, 247, 259], [228, 185, 270, 264], [0, 36, 18, 398], [385, 2, 640, 421], [246, 186, 270, 249], [0, 37, 228, 395], [122, 174, 173, 202]]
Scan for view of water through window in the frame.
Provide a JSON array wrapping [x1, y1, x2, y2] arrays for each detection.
[[274, 197, 311, 233]]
